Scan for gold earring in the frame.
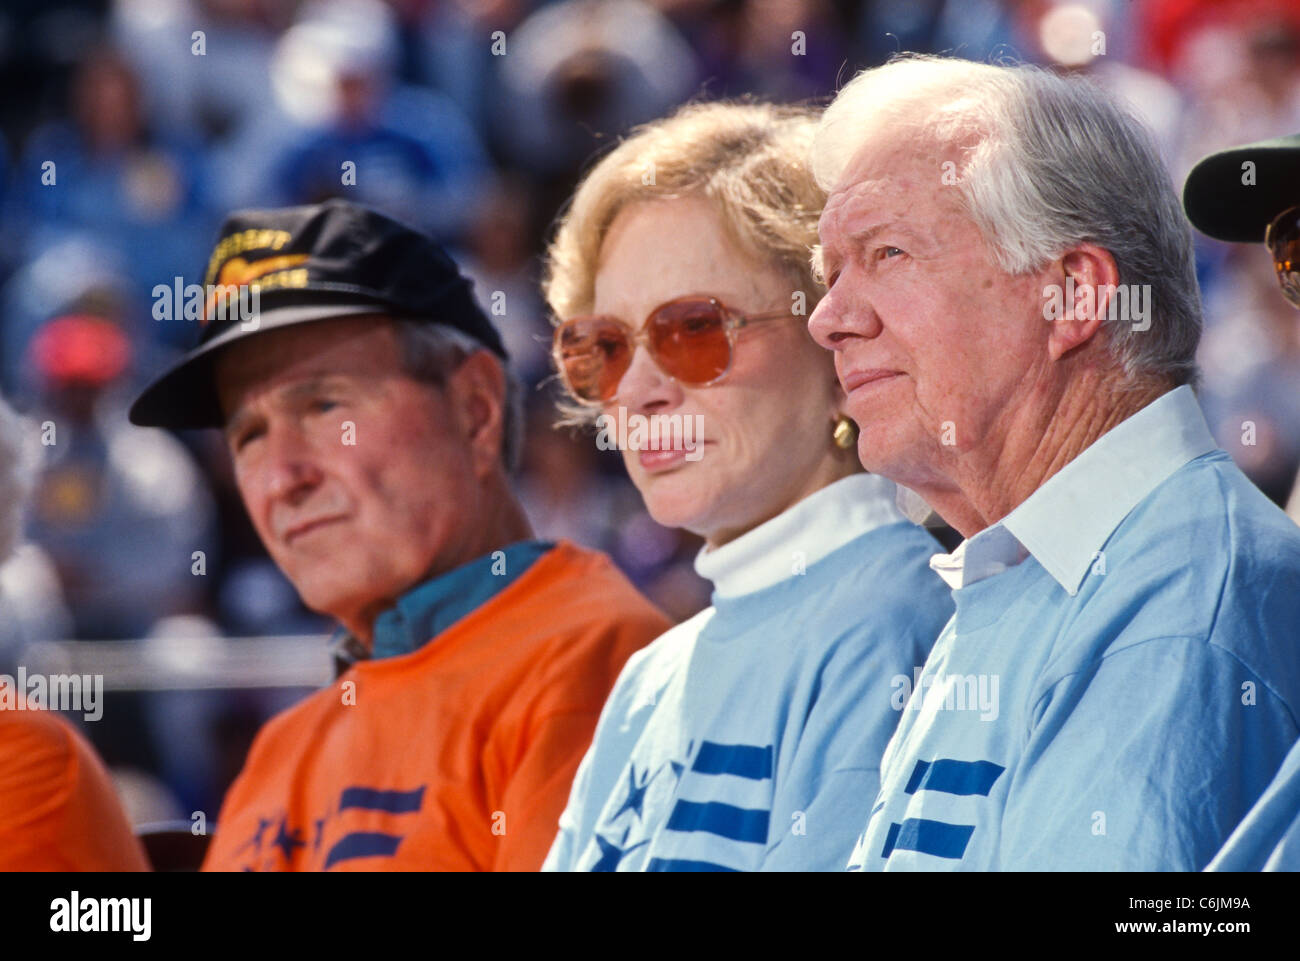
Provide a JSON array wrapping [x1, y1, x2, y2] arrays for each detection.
[[832, 414, 856, 450]]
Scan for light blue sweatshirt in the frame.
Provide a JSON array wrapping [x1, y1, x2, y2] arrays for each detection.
[[543, 473, 954, 871]]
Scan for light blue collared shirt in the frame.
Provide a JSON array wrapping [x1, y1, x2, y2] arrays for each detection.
[[930, 385, 1222, 594], [1208, 737, 1300, 871], [848, 386, 1300, 871]]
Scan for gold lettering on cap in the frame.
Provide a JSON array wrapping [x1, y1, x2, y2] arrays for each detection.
[[204, 229, 294, 286]]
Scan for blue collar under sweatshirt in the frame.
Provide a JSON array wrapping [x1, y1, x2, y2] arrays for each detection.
[[331, 540, 554, 668]]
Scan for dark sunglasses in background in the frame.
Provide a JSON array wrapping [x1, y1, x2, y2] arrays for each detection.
[[1265, 203, 1300, 309]]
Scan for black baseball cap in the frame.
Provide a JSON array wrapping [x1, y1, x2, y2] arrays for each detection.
[[1182, 132, 1300, 243], [129, 198, 506, 429]]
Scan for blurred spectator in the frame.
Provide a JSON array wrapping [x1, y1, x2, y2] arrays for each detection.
[[0, 543, 73, 674], [0, 1, 106, 142], [0, 240, 189, 395], [854, 0, 1018, 67], [516, 406, 632, 552], [1025, 3, 1187, 168], [0, 390, 72, 672], [17, 309, 221, 777], [389, 0, 529, 139], [13, 45, 215, 308], [111, 0, 296, 145], [1139, 0, 1300, 76], [675, 0, 849, 102], [22, 312, 217, 640], [1167, 7, 1300, 186], [0, 387, 152, 871], [495, 0, 700, 175], [261, 0, 490, 239], [0, 135, 11, 278], [111, 0, 302, 211], [458, 175, 551, 386], [1198, 245, 1300, 507]]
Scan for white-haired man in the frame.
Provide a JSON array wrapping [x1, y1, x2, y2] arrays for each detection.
[[809, 55, 1300, 871]]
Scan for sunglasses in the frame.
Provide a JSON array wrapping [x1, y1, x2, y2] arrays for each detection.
[[1265, 204, 1300, 309], [553, 295, 797, 404]]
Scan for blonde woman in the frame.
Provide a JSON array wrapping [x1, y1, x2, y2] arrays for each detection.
[[541, 101, 954, 872]]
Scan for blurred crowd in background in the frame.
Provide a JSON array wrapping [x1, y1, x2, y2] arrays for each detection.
[[0, 0, 1298, 824]]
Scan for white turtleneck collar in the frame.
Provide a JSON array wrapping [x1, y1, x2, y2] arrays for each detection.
[[694, 473, 907, 600]]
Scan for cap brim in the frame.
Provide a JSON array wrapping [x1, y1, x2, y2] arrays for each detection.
[[1183, 134, 1300, 243], [128, 303, 389, 429]]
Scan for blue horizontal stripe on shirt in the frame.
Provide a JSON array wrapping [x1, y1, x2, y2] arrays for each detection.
[[323, 832, 404, 868], [881, 818, 975, 860], [903, 759, 1005, 797], [338, 786, 426, 814], [691, 741, 773, 780], [647, 858, 741, 872], [666, 800, 770, 843]]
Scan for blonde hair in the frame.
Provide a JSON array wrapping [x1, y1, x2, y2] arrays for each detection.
[[542, 99, 827, 423]]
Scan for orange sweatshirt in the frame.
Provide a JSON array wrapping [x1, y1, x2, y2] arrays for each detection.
[[202, 541, 668, 871], [0, 694, 149, 871]]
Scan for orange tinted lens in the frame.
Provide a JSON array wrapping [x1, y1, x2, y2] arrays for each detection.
[[1267, 206, 1300, 309], [556, 317, 632, 402], [647, 299, 731, 385]]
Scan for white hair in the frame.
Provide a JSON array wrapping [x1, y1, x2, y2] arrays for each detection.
[[813, 54, 1202, 388], [0, 394, 36, 563], [393, 321, 525, 474]]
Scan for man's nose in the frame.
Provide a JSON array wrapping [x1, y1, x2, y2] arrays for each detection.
[[614, 345, 683, 414], [808, 284, 882, 350], [263, 427, 324, 504]]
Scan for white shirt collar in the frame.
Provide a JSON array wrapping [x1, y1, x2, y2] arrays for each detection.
[[695, 473, 906, 599], [929, 385, 1219, 595], [929, 526, 1029, 591]]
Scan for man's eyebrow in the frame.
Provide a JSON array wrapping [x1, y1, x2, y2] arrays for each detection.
[[224, 404, 256, 441], [282, 376, 349, 402], [223, 376, 351, 438], [846, 219, 904, 245], [820, 216, 904, 256]]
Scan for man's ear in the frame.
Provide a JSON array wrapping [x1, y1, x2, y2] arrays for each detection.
[[1048, 244, 1121, 361], [447, 350, 506, 478]]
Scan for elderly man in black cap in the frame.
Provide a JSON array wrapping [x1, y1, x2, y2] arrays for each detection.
[[1184, 135, 1300, 525], [1184, 139, 1300, 519], [1184, 134, 1300, 872], [130, 199, 668, 871]]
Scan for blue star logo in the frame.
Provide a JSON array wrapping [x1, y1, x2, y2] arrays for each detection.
[[590, 832, 649, 871], [612, 765, 650, 821], [272, 816, 306, 862], [586, 755, 688, 871], [590, 834, 625, 871], [235, 817, 273, 856]]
